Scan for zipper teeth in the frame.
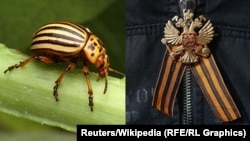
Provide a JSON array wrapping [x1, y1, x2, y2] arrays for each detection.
[[182, 67, 192, 125]]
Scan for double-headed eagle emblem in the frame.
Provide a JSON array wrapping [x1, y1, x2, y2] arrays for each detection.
[[161, 10, 214, 64]]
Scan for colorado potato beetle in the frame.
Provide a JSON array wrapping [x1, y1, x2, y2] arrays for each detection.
[[4, 21, 125, 111]]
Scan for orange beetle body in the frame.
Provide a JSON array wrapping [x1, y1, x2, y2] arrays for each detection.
[[4, 21, 124, 111]]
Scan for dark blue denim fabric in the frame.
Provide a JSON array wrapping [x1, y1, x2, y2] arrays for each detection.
[[126, 0, 250, 124]]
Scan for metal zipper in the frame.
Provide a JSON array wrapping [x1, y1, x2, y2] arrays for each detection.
[[178, 0, 196, 125], [182, 66, 192, 124]]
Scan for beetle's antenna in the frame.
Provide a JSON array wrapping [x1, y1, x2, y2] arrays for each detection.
[[104, 75, 108, 94], [108, 68, 125, 76]]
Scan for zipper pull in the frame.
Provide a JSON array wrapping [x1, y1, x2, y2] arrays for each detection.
[[179, 0, 196, 13]]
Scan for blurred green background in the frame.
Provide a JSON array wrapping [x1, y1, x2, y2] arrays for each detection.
[[0, 0, 125, 140]]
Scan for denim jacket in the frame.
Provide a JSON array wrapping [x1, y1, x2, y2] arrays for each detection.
[[126, 0, 250, 124]]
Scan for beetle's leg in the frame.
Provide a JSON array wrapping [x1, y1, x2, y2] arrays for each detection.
[[4, 56, 35, 73], [82, 64, 93, 111], [54, 63, 76, 101], [35, 56, 55, 64], [4, 55, 57, 74]]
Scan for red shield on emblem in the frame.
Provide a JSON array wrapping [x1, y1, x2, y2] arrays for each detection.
[[182, 33, 196, 47]]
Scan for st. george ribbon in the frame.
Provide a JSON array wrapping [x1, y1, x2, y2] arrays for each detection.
[[152, 0, 241, 122]]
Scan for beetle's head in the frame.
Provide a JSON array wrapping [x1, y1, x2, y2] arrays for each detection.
[[94, 53, 125, 94], [95, 54, 110, 78], [94, 54, 110, 94]]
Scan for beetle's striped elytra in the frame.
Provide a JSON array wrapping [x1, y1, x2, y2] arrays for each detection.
[[31, 22, 88, 56], [4, 21, 125, 111]]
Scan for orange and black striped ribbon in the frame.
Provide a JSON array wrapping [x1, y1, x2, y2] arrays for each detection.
[[152, 47, 241, 122]]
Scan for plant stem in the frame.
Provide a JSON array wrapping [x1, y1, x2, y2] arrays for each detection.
[[0, 44, 126, 132]]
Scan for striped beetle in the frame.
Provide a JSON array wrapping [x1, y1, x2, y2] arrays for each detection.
[[4, 21, 124, 111]]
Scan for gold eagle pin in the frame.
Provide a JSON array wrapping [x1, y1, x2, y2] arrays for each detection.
[[161, 9, 214, 64]]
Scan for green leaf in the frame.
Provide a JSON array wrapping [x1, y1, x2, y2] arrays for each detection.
[[0, 132, 76, 141], [0, 44, 126, 132]]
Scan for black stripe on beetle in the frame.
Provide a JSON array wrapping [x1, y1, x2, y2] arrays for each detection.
[[59, 22, 91, 35], [33, 33, 83, 43], [30, 49, 76, 55], [31, 39, 80, 48], [35, 25, 85, 40]]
